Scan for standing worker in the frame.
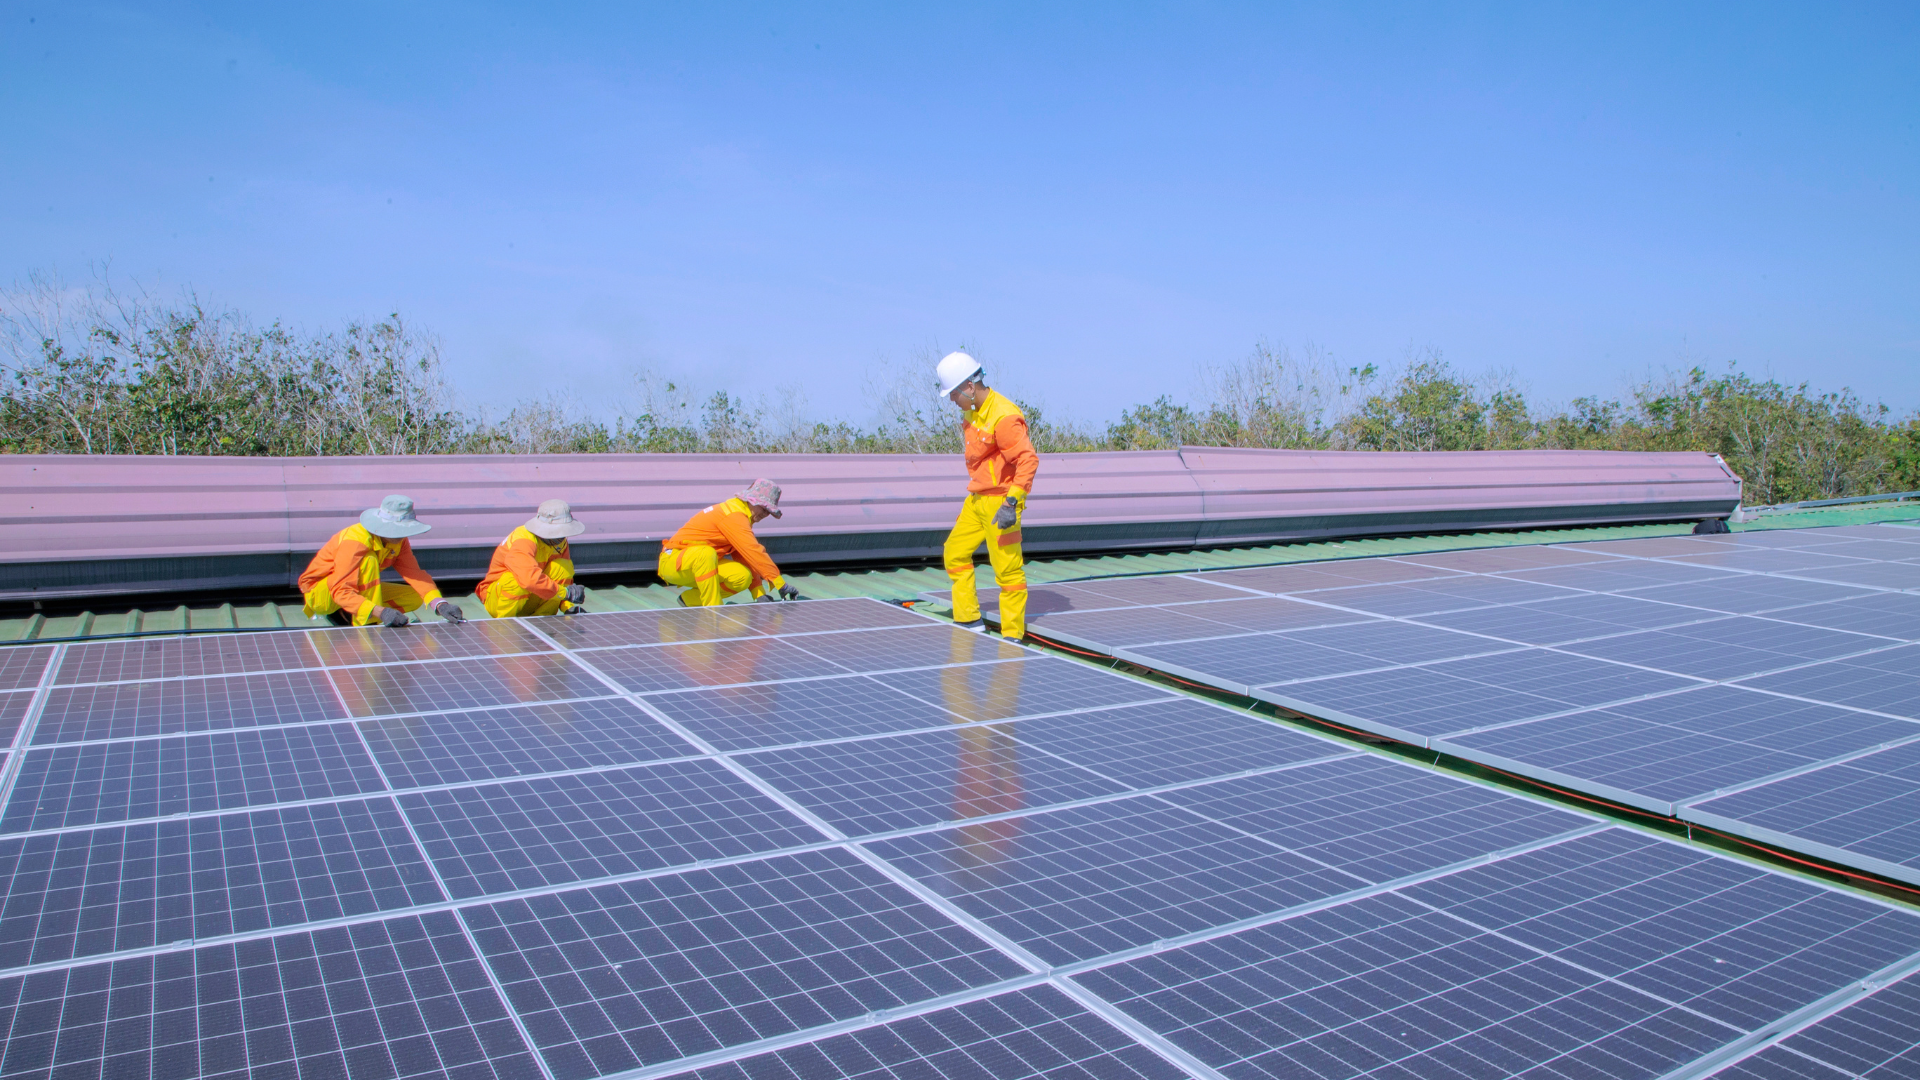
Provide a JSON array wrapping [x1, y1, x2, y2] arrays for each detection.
[[658, 480, 804, 606], [937, 352, 1038, 642], [475, 499, 589, 618], [300, 494, 467, 627]]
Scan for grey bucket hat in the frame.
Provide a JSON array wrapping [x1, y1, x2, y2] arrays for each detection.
[[526, 498, 587, 540], [360, 494, 432, 539], [737, 479, 783, 518]]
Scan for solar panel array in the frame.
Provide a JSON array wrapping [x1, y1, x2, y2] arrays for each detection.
[[3, 595, 1920, 1078], [978, 523, 1920, 891]]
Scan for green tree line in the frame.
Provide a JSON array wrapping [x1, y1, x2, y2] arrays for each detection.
[[4, 274, 1916, 505]]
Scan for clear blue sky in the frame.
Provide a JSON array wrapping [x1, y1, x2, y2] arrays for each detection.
[[5, 3, 1916, 426]]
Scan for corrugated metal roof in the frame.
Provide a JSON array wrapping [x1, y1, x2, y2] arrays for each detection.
[[5, 500, 1914, 644]]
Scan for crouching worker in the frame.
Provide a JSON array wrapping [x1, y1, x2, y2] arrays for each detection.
[[658, 479, 804, 606], [476, 499, 588, 618], [300, 494, 467, 627]]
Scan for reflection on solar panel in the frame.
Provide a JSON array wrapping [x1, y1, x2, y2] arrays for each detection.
[[1019, 523, 1920, 906], [1, 594, 1918, 1079]]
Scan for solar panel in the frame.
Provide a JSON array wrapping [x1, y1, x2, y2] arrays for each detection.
[[1763, 592, 1920, 640], [0, 645, 53, 691], [1614, 576, 1874, 615], [1, 591, 1917, 1079], [1737, 645, 1920, 719], [1559, 616, 1894, 680], [54, 633, 321, 685], [1716, 972, 1920, 1079], [1437, 684, 1920, 814]]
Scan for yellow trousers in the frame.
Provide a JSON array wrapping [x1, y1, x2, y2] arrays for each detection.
[[658, 546, 766, 607], [944, 493, 1026, 639], [479, 557, 577, 619], [303, 582, 426, 626]]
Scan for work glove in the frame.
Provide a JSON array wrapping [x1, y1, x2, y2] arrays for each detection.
[[754, 593, 777, 603], [564, 583, 586, 605], [993, 496, 1020, 530], [779, 582, 802, 601], [432, 599, 467, 624], [371, 605, 409, 628]]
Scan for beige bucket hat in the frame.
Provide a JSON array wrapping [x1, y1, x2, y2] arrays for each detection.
[[360, 494, 432, 539], [526, 499, 587, 539]]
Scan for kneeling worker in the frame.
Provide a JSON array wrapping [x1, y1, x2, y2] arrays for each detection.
[[476, 499, 588, 618], [300, 494, 467, 627], [659, 479, 803, 606], [937, 352, 1038, 642]]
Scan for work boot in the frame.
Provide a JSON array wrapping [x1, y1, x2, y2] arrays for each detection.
[[955, 619, 987, 632]]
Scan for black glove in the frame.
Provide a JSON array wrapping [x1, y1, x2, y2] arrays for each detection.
[[754, 593, 777, 603], [432, 599, 466, 624], [371, 605, 410, 628], [564, 583, 586, 605], [993, 496, 1020, 530], [779, 582, 802, 601]]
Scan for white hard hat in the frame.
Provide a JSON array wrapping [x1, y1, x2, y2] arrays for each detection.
[[936, 351, 983, 397]]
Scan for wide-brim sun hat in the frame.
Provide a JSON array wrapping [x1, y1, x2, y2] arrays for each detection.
[[738, 479, 783, 518], [526, 498, 587, 539], [361, 494, 432, 539]]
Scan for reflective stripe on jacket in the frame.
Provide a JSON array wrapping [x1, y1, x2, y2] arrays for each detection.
[[297, 523, 443, 619], [961, 388, 1039, 497], [476, 526, 571, 602], [663, 498, 786, 587]]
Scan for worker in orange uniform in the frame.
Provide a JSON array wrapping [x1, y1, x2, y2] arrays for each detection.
[[476, 499, 589, 618], [300, 494, 467, 627], [658, 479, 805, 606], [937, 352, 1038, 642]]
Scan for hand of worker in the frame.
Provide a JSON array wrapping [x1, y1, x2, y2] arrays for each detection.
[[564, 583, 586, 605], [372, 605, 409, 628], [993, 496, 1020, 530], [779, 582, 802, 601], [754, 593, 777, 603], [432, 599, 467, 624]]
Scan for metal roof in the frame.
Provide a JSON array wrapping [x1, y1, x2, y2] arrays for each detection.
[[5, 499, 1912, 645]]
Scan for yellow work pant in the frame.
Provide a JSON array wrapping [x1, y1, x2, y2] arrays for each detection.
[[944, 493, 1026, 640], [303, 582, 426, 626], [658, 546, 766, 607], [479, 558, 577, 619]]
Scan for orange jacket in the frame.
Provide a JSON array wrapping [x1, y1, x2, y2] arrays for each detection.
[[664, 498, 786, 586], [475, 526, 571, 601], [960, 388, 1038, 497], [298, 523, 443, 617]]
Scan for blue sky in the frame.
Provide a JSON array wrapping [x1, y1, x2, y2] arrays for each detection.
[[4, 3, 1916, 426]]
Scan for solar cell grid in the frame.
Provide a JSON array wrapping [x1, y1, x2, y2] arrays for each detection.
[[729, 597, 935, 636], [358, 699, 699, 790], [1738, 657, 1920, 720], [539, 606, 753, 650], [865, 796, 1369, 965], [1758, 973, 1920, 1079], [0, 911, 539, 1080], [734, 725, 1131, 838], [667, 984, 1189, 1080], [31, 668, 344, 744], [2, 724, 389, 833], [1193, 557, 1460, 595], [1683, 740, 1920, 884], [1023, 605, 1239, 651], [1563, 536, 1735, 558], [1762, 592, 1920, 640], [0, 692, 31, 747], [1295, 582, 1497, 618], [1071, 886, 1736, 1080], [1660, 548, 1878, 573], [397, 759, 822, 900], [1810, 538, 1920, 561], [1560, 616, 1891, 681], [1116, 633, 1366, 695], [329, 652, 611, 718], [1068, 575, 1252, 606], [583, 636, 850, 693], [1783, 561, 1920, 590], [0, 797, 443, 968], [874, 657, 1173, 724], [1005, 698, 1351, 789], [1409, 593, 1707, 646], [1613, 577, 1874, 616], [1394, 545, 1617, 572], [1276, 619, 1515, 667], [644, 674, 963, 751], [1254, 665, 1569, 745], [1398, 828, 1920, 1030], [1498, 560, 1739, 591], [1158, 596, 1371, 633], [1438, 685, 1920, 814], [1425, 648, 1702, 708], [780, 624, 1029, 673], [307, 615, 556, 666], [1157, 756, 1595, 884], [0, 646, 54, 692], [52, 632, 321, 686], [462, 847, 1030, 1079]]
